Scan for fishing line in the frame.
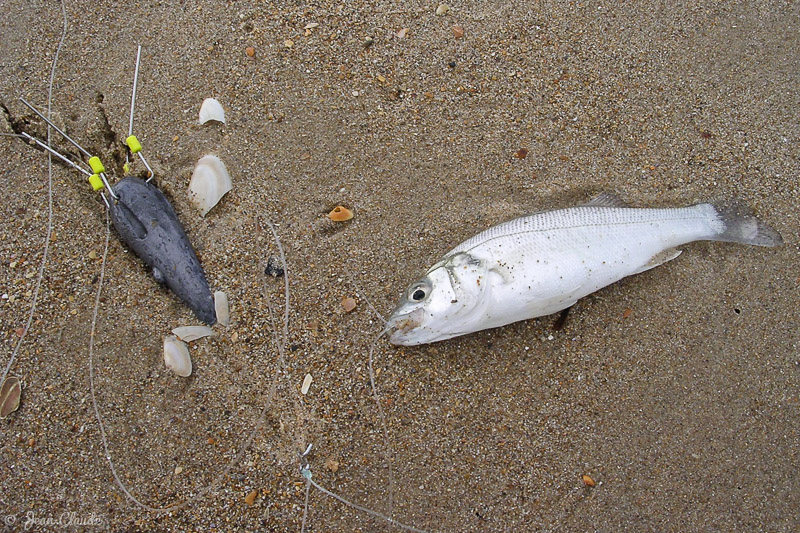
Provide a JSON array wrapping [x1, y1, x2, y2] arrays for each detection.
[[87, 215, 295, 513], [0, 0, 66, 389], [300, 465, 429, 533], [367, 326, 396, 522]]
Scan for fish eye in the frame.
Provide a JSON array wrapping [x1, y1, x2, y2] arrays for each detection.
[[407, 279, 431, 302]]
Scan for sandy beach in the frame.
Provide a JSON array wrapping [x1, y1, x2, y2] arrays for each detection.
[[1, 1, 798, 531]]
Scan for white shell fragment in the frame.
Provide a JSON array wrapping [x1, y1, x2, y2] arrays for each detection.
[[172, 325, 215, 342], [301, 373, 313, 395], [164, 335, 192, 377], [214, 291, 230, 327], [198, 98, 226, 124], [189, 155, 232, 216]]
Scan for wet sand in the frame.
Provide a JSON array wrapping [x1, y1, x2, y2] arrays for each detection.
[[1, 1, 798, 531]]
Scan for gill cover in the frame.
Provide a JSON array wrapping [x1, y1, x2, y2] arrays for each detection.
[[108, 177, 216, 325]]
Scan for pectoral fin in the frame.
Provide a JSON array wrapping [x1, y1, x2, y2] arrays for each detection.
[[632, 248, 682, 275]]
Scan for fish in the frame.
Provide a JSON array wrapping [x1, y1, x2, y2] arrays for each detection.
[[386, 193, 782, 346]]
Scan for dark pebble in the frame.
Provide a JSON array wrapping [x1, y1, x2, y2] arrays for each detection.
[[265, 255, 284, 277]]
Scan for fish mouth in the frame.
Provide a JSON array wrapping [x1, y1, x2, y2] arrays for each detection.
[[385, 308, 425, 345]]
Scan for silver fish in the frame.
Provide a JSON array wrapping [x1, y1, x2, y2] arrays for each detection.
[[386, 193, 782, 346]]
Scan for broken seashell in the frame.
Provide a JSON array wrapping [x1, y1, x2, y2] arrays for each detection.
[[214, 291, 230, 327], [301, 373, 313, 395], [328, 205, 353, 222], [172, 325, 215, 342], [198, 98, 226, 125], [189, 155, 232, 216], [0, 376, 22, 418], [164, 335, 192, 377]]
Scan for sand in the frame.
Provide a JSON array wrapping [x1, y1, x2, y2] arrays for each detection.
[[1, 1, 798, 531]]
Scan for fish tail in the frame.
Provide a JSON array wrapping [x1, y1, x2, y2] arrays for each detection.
[[705, 202, 783, 247]]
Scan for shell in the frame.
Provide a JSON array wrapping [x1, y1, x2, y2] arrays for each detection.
[[198, 98, 226, 124], [164, 335, 192, 377], [301, 373, 313, 395], [0, 376, 22, 418], [214, 291, 230, 327], [172, 325, 215, 342], [328, 205, 353, 222], [189, 155, 232, 216]]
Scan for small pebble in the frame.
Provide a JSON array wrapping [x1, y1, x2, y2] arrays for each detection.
[[453, 25, 465, 39], [324, 458, 340, 473], [436, 4, 450, 16], [174, 466, 183, 475], [88, 251, 98, 260], [245, 46, 255, 57], [284, 39, 294, 48], [397, 28, 409, 39], [582, 474, 596, 487], [341, 297, 357, 313], [245, 489, 258, 506], [515, 148, 529, 159], [265, 256, 285, 278]]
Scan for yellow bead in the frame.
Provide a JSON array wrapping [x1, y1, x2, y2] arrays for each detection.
[[88, 174, 104, 191], [126, 135, 142, 154], [89, 156, 105, 174]]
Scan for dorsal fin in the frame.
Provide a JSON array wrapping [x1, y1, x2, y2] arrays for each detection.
[[582, 192, 627, 208]]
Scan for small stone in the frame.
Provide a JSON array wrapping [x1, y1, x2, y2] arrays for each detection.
[[174, 466, 183, 475], [453, 25, 465, 39], [324, 458, 340, 473], [396, 28, 409, 39], [341, 297, 357, 313], [582, 474, 595, 487], [172, 135, 179, 142], [88, 251, 98, 260], [265, 256, 285, 278], [284, 39, 294, 48], [363, 36, 374, 48], [622, 308, 632, 319], [14, 327, 24, 337], [245, 489, 258, 506], [304, 23, 319, 30], [352, 90, 359, 97], [245, 46, 255, 57], [515, 148, 529, 159], [377, 74, 386, 83], [436, 4, 450, 16]]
